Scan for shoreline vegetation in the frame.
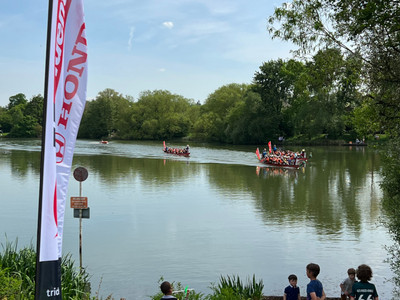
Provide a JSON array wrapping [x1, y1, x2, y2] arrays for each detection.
[[0, 132, 388, 146], [263, 298, 340, 300], [0, 241, 345, 300]]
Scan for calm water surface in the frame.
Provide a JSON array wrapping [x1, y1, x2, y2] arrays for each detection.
[[0, 139, 393, 299]]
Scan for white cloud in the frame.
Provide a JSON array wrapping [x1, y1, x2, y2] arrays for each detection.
[[158, 68, 166, 72], [162, 21, 174, 29], [128, 26, 135, 50]]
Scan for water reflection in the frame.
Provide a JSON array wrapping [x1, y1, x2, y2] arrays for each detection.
[[0, 140, 390, 299], [2, 149, 41, 177], [256, 166, 301, 178], [1, 142, 383, 237]]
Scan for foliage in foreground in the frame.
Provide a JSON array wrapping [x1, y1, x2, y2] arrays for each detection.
[[381, 138, 400, 298], [0, 239, 91, 300], [268, 0, 400, 296], [208, 275, 264, 300], [0, 240, 264, 300], [149, 275, 264, 300]]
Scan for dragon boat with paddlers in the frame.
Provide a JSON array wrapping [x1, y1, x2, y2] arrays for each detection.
[[163, 141, 190, 157], [256, 148, 306, 169]]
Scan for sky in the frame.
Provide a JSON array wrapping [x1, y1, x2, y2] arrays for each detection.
[[0, 0, 294, 107]]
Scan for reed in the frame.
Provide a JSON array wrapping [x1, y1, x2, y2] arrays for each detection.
[[148, 275, 264, 300], [149, 277, 204, 300], [208, 274, 264, 300]]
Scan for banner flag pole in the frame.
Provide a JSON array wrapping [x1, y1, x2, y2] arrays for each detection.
[[35, 0, 88, 299]]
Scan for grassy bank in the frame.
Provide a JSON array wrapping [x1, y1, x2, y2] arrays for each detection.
[[0, 240, 91, 299]]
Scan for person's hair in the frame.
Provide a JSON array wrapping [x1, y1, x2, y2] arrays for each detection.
[[347, 268, 356, 275], [356, 264, 373, 282], [160, 281, 172, 295], [288, 274, 297, 281], [306, 263, 320, 277]]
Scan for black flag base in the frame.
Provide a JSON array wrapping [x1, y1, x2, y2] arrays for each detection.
[[35, 259, 62, 300]]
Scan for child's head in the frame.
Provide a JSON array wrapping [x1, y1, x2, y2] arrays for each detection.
[[160, 281, 173, 295], [306, 263, 320, 279], [356, 264, 373, 283], [347, 268, 356, 280], [288, 274, 298, 286]]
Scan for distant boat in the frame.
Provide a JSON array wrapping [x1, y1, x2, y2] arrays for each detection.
[[163, 141, 190, 157], [100, 140, 109, 144]]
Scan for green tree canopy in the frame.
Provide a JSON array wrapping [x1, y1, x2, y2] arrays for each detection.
[[79, 89, 133, 139], [133, 90, 194, 140], [268, 0, 400, 294], [193, 83, 249, 142], [7, 93, 27, 110], [268, 0, 400, 135]]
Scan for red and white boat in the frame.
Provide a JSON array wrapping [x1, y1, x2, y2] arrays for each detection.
[[256, 148, 305, 169], [163, 141, 190, 157]]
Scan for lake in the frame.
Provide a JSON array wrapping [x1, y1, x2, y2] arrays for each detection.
[[0, 139, 393, 299]]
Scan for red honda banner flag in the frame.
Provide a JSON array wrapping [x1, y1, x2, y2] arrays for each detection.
[[35, 0, 88, 299]]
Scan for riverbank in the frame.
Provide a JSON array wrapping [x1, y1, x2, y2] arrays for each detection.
[[263, 297, 340, 300]]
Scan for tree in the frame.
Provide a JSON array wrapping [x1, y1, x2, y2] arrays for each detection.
[[9, 115, 39, 138], [79, 89, 132, 139], [225, 90, 265, 144], [0, 94, 43, 137], [126, 90, 195, 140], [7, 93, 27, 110], [352, 97, 380, 139], [192, 83, 249, 142], [0, 107, 12, 133], [25, 94, 44, 127], [268, 0, 400, 135], [268, 0, 400, 294], [253, 59, 306, 140]]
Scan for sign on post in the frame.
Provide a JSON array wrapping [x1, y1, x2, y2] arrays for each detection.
[[70, 196, 88, 209], [73, 208, 90, 219], [73, 167, 88, 182]]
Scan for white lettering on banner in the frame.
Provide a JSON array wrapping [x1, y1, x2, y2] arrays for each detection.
[[46, 287, 60, 297]]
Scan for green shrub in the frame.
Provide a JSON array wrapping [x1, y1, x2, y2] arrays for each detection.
[[149, 277, 204, 300], [149, 275, 263, 300], [0, 238, 91, 300], [0, 268, 22, 299], [208, 275, 264, 300]]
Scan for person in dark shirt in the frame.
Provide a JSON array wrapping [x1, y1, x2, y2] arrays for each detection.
[[350, 264, 378, 300], [160, 281, 177, 300], [306, 263, 326, 300], [284, 274, 301, 300]]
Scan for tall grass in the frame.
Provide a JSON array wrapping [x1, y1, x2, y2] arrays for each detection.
[[0, 239, 36, 298], [208, 274, 264, 300], [1, 238, 265, 300], [149, 275, 264, 300], [149, 277, 204, 300], [0, 239, 91, 300]]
